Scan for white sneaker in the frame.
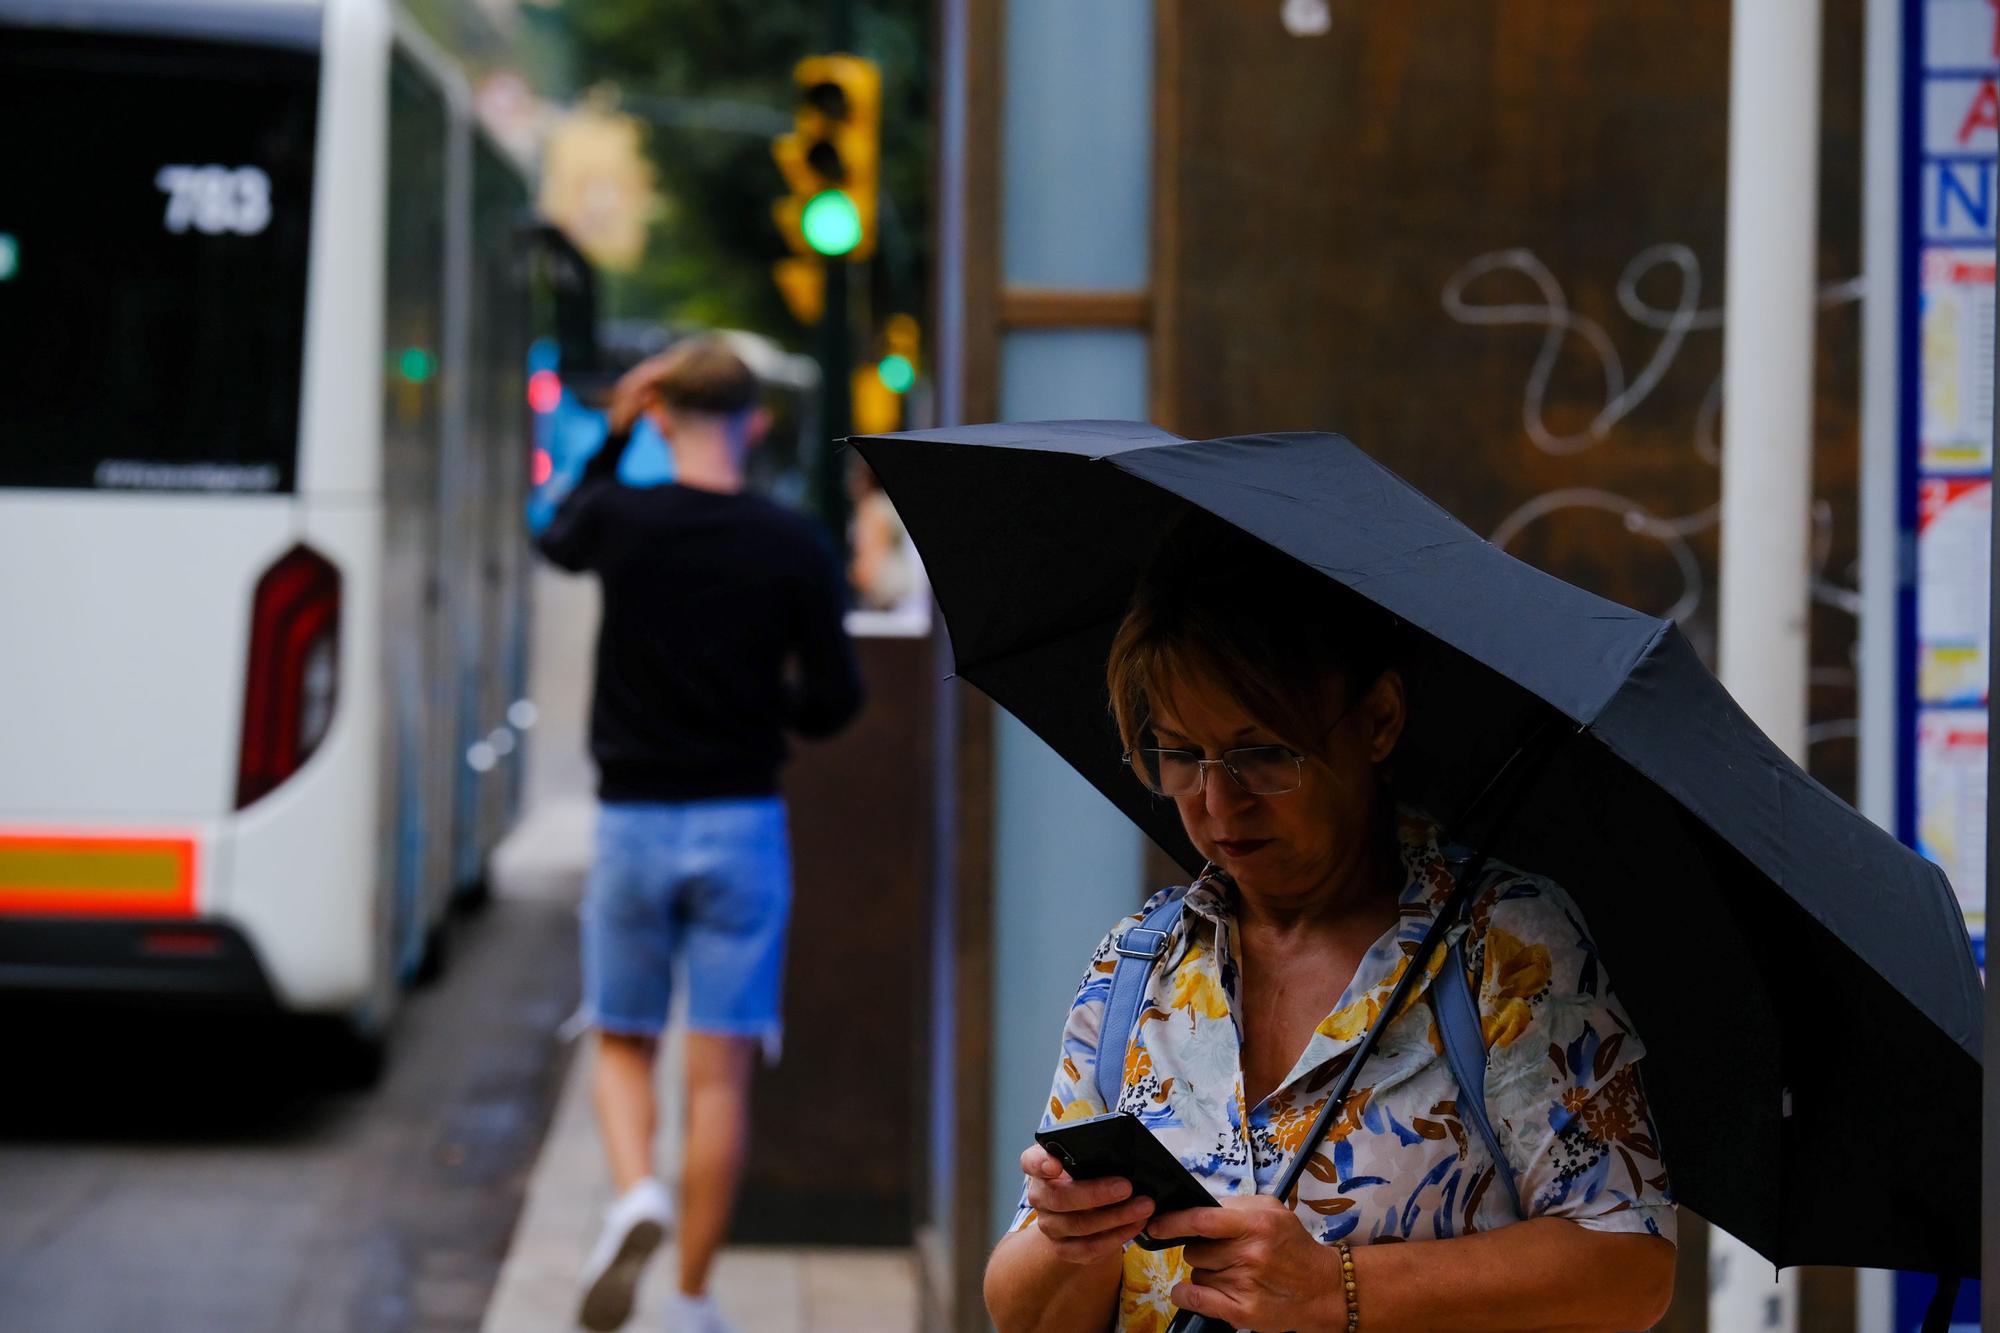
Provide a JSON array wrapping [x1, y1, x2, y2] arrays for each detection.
[[662, 1292, 734, 1333], [577, 1177, 673, 1331]]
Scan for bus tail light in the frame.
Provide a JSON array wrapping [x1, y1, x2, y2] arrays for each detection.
[[236, 545, 340, 809]]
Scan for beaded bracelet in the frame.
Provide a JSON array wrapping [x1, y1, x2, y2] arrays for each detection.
[[1335, 1239, 1359, 1331]]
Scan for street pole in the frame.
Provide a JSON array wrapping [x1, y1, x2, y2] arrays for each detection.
[[1856, 0, 1902, 1323], [820, 252, 853, 553], [816, 0, 856, 560], [1715, 1, 1821, 1327]]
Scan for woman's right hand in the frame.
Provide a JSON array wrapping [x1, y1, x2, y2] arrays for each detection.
[[1020, 1143, 1157, 1264]]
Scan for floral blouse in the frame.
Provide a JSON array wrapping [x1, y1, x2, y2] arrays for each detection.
[[1011, 810, 1675, 1333]]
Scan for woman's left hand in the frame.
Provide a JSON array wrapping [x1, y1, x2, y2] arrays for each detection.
[[1152, 1196, 1348, 1333]]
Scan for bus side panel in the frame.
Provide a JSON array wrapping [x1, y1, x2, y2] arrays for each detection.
[[296, 0, 389, 501], [445, 121, 484, 897], [463, 139, 534, 884], [492, 158, 535, 853], [222, 0, 394, 1014], [224, 504, 387, 1013], [388, 0, 478, 935], [379, 46, 456, 972], [377, 423, 448, 981]]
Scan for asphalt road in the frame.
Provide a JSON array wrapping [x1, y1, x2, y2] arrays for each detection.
[[0, 891, 581, 1333]]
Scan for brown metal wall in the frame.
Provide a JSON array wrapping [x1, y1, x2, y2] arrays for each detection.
[[1153, 0, 1864, 802], [1150, 3, 1867, 1329], [733, 631, 936, 1245]]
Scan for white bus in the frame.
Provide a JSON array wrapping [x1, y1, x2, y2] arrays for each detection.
[[0, 0, 563, 1071]]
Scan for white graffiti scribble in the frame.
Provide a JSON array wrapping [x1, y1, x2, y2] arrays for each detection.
[[1279, 0, 1332, 37], [1486, 487, 1709, 625], [1441, 244, 1707, 453], [1443, 245, 1865, 752]]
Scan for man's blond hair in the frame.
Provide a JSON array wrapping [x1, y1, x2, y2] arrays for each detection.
[[613, 336, 759, 431]]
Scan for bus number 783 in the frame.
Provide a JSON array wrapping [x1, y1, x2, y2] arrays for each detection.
[[154, 164, 272, 237]]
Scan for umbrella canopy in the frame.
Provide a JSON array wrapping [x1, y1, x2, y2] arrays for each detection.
[[852, 420, 1983, 1276]]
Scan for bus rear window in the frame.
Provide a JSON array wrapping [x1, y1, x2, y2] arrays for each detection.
[[0, 28, 318, 493]]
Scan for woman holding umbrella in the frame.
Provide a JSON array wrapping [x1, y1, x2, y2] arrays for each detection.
[[984, 521, 1676, 1333]]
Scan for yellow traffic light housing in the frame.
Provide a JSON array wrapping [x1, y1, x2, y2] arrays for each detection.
[[874, 313, 920, 392], [854, 315, 921, 434], [852, 362, 902, 436], [771, 53, 881, 263], [771, 256, 826, 325]]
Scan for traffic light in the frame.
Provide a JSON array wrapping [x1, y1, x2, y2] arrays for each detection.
[[853, 315, 921, 436], [878, 313, 919, 389], [771, 256, 825, 325], [771, 54, 881, 263]]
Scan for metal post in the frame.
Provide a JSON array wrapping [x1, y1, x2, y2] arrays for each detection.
[[1714, 1, 1822, 1327], [1855, 0, 1903, 1326], [818, 260, 854, 550], [814, 0, 856, 560]]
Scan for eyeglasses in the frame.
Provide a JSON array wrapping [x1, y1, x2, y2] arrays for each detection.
[[1122, 744, 1308, 797], [1123, 684, 1377, 799]]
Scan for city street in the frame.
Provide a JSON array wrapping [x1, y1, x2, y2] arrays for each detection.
[[0, 569, 919, 1333], [0, 1, 1990, 1328], [0, 891, 579, 1332]]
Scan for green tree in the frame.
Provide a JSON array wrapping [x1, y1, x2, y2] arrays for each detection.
[[561, 0, 930, 340]]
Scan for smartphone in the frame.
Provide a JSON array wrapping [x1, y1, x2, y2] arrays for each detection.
[[1035, 1111, 1219, 1249]]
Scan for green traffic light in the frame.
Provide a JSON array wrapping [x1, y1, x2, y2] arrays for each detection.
[[876, 353, 915, 394], [398, 346, 436, 383], [0, 233, 17, 283], [802, 189, 862, 257]]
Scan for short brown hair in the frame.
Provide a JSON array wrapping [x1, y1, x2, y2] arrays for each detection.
[[1105, 512, 1397, 755], [651, 334, 759, 416]]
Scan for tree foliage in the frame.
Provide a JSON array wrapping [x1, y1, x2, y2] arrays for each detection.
[[560, 0, 930, 341]]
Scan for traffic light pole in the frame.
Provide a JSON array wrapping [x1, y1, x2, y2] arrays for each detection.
[[814, 0, 856, 562], [827, 0, 852, 67], [818, 257, 853, 558]]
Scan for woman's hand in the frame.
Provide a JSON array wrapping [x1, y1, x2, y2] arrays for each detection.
[[985, 1146, 1143, 1332], [1153, 1196, 1348, 1333], [1019, 1143, 1157, 1264]]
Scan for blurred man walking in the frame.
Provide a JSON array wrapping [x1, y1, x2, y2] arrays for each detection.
[[537, 336, 864, 1333]]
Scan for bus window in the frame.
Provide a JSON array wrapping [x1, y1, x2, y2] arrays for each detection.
[[380, 52, 453, 973], [0, 29, 317, 493], [384, 54, 448, 493]]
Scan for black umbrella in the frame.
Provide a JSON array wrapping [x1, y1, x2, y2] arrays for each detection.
[[852, 420, 1982, 1277]]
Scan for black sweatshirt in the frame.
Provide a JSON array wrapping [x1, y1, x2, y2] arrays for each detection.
[[535, 431, 864, 802]]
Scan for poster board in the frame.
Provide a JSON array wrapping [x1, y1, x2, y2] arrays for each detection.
[[1891, 1, 1993, 1327], [1899, 0, 1996, 956]]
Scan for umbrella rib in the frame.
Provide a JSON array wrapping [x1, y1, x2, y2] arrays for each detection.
[[1582, 616, 1677, 727]]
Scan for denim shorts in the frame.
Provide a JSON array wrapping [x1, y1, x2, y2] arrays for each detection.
[[580, 797, 792, 1052]]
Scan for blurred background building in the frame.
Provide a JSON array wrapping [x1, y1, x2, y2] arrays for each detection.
[[915, 2, 1991, 1332]]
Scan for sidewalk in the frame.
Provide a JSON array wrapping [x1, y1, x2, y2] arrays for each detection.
[[481, 797, 920, 1333]]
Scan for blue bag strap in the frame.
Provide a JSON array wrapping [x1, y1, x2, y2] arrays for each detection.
[[1433, 934, 1524, 1220], [1923, 1276, 1962, 1333], [1095, 887, 1190, 1112]]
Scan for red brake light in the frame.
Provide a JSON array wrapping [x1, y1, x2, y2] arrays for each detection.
[[236, 545, 341, 809], [527, 369, 562, 414]]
